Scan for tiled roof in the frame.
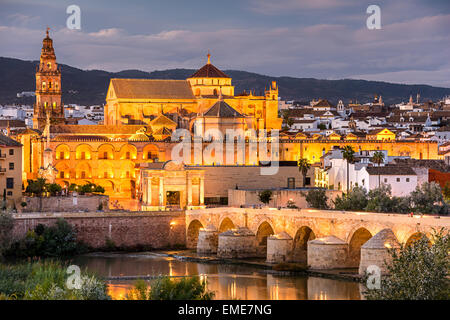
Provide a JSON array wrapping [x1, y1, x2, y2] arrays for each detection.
[[150, 114, 177, 128], [203, 100, 243, 118], [50, 125, 150, 135], [392, 159, 450, 173], [0, 120, 26, 128], [110, 79, 195, 100], [0, 133, 22, 147], [189, 63, 229, 78], [365, 166, 416, 176]]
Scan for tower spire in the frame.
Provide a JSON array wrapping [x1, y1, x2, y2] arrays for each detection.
[[207, 51, 211, 64]]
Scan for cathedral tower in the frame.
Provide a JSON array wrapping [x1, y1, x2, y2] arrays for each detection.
[[33, 28, 64, 130]]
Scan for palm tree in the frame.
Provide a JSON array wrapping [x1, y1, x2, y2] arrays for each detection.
[[341, 146, 355, 194], [297, 158, 311, 187], [370, 151, 385, 187]]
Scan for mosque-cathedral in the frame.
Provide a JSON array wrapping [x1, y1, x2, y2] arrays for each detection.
[[14, 30, 439, 200]]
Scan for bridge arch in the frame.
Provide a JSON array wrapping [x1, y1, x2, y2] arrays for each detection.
[[405, 232, 431, 247], [219, 217, 235, 233], [348, 227, 372, 267], [255, 221, 275, 255], [292, 226, 316, 264], [187, 219, 204, 249]]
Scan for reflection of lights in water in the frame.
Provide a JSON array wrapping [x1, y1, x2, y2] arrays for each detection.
[[317, 291, 327, 300], [270, 282, 280, 300], [108, 283, 130, 300], [169, 260, 173, 277], [228, 280, 237, 300], [199, 274, 207, 283]]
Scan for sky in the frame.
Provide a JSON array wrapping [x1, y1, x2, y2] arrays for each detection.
[[0, 0, 449, 87]]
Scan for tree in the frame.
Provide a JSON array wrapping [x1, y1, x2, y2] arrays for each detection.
[[258, 190, 273, 206], [333, 186, 368, 211], [365, 184, 395, 213], [0, 211, 14, 257], [46, 183, 62, 196], [297, 158, 311, 187], [364, 229, 449, 300], [317, 123, 327, 130], [370, 151, 385, 187], [341, 145, 355, 194], [409, 182, 448, 214], [443, 181, 450, 203], [303, 189, 328, 209]]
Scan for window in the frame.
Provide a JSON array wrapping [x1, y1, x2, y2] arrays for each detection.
[[396, 178, 400, 182], [9, 149, 13, 155], [362, 179, 365, 185], [81, 171, 86, 179], [287, 177, 295, 189], [406, 178, 410, 182], [59, 171, 64, 179], [59, 151, 65, 159], [7, 191, 12, 196], [6, 178, 13, 189], [126, 152, 130, 159], [103, 151, 108, 159], [9, 163, 14, 170], [305, 177, 311, 186], [384, 178, 387, 183]]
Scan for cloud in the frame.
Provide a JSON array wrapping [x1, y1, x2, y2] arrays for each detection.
[[0, 11, 449, 88], [247, 0, 357, 14]]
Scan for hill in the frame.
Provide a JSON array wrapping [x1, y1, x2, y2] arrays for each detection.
[[1, 57, 449, 106]]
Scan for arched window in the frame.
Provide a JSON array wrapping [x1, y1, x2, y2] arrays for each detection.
[[42, 82, 46, 90], [47, 62, 51, 69], [213, 89, 218, 95], [48, 81, 52, 89]]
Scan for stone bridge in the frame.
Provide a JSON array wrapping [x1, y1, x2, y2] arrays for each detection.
[[186, 208, 450, 274]]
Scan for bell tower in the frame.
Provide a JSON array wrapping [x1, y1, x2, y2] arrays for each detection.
[[33, 28, 64, 130]]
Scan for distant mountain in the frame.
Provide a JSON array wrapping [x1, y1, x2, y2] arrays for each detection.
[[1, 57, 449, 106]]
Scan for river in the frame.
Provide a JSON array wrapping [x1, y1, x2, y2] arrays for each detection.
[[71, 252, 363, 300]]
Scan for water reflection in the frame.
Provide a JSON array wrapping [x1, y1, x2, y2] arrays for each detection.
[[71, 253, 361, 300]]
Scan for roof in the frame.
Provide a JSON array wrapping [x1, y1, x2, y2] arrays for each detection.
[[313, 99, 334, 108], [0, 133, 22, 147], [110, 79, 195, 100], [362, 229, 400, 249], [50, 125, 150, 135], [309, 236, 346, 245], [0, 120, 26, 128], [189, 63, 229, 78], [365, 166, 416, 176], [150, 114, 177, 128], [203, 100, 243, 118]]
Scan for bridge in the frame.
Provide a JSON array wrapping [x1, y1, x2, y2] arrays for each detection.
[[186, 208, 450, 273]]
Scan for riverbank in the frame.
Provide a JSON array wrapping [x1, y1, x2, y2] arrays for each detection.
[[84, 250, 363, 283]]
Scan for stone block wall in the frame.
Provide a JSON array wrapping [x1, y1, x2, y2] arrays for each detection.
[[12, 211, 186, 249], [21, 195, 109, 213]]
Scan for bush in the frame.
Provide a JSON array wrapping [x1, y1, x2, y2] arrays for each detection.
[[365, 184, 396, 213], [46, 183, 62, 196], [258, 190, 272, 205], [333, 186, 368, 211], [0, 211, 14, 257], [0, 261, 110, 300], [126, 276, 214, 300], [363, 229, 449, 300], [5, 219, 86, 258], [303, 189, 328, 209], [409, 182, 448, 215]]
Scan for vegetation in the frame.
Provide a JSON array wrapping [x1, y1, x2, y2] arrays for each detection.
[[297, 158, 311, 187], [443, 182, 450, 202], [258, 190, 273, 205], [126, 276, 214, 300], [303, 189, 328, 209], [363, 229, 449, 300], [69, 183, 105, 195], [334, 186, 368, 211], [0, 261, 110, 300], [341, 146, 355, 194], [370, 151, 385, 187], [334, 182, 448, 215], [317, 123, 327, 130], [0, 210, 14, 257], [5, 219, 87, 258]]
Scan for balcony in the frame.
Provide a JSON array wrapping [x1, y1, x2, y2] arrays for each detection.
[[0, 168, 6, 174], [0, 154, 6, 159]]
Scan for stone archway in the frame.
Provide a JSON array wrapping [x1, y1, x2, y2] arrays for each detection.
[[348, 227, 372, 268], [292, 226, 316, 264], [255, 221, 275, 256], [219, 217, 235, 233], [187, 219, 204, 249], [405, 232, 430, 247]]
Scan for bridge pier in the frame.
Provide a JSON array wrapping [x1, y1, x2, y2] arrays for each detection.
[[267, 232, 293, 263], [217, 227, 257, 258], [307, 236, 348, 269], [358, 229, 400, 275], [197, 225, 219, 254]]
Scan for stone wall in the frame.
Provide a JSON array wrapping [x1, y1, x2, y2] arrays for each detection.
[[21, 195, 110, 213], [12, 211, 186, 249]]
